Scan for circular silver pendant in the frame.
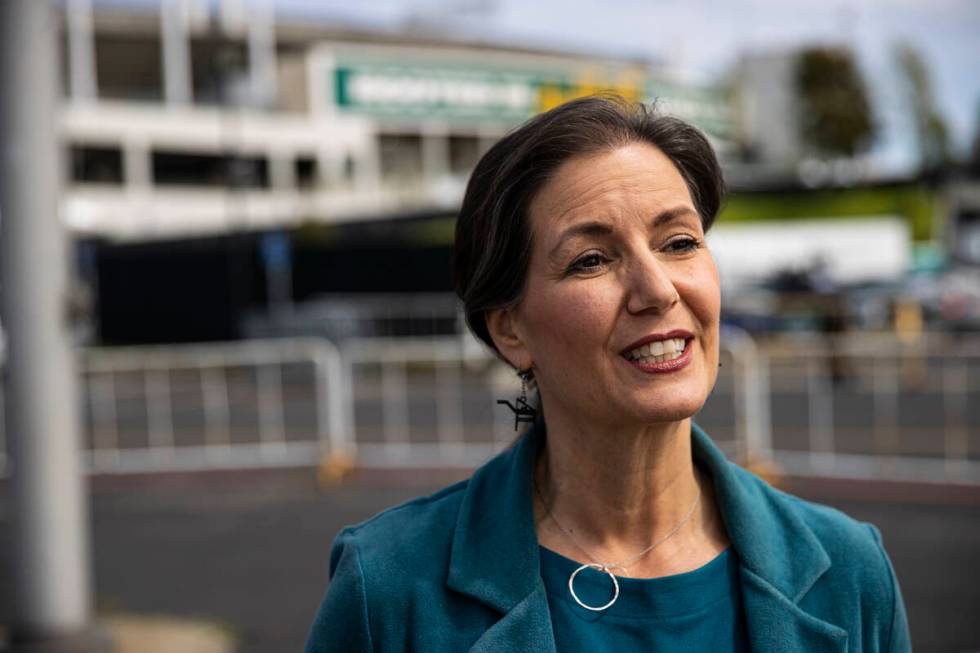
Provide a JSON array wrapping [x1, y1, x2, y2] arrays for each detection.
[[568, 563, 620, 612]]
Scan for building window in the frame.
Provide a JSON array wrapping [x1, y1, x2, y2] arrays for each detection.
[[295, 156, 317, 190], [343, 154, 357, 183], [449, 135, 481, 177], [276, 45, 309, 112], [152, 150, 269, 188], [190, 38, 249, 105], [95, 34, 163, 101], [70, 145, 124, 184], [379, 134, 423, 185]]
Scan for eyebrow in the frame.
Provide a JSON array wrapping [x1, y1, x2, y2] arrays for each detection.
[[547, 206, 700, 261]]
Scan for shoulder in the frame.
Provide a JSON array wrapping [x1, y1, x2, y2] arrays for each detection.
[[329, 478, 469, 579], [771, 480, 898, 617], [726, 460, 886, 564], [306, 479, 479, 653], [725, 462, 904, 643]]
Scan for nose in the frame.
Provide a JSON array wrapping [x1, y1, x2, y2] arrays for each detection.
[[625, 251, 680, 315]]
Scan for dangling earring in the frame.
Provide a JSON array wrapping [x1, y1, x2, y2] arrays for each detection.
[[497, 368, 538, 431]]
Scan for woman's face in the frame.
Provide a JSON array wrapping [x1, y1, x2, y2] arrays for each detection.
[[491, 142, 721, 429]]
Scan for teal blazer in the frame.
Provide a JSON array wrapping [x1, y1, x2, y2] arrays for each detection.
[[305, 423, 911, 652]]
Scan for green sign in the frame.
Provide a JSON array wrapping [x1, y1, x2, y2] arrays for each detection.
[[328, 53, 732, 132], [335, 63, 539, 121], [332, 57, 645, 123]]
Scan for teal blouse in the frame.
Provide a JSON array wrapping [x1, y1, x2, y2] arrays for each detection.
[[540, 546, 750, 652]]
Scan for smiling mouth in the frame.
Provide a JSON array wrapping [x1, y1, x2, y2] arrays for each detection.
[[623, 337, 691, 365]]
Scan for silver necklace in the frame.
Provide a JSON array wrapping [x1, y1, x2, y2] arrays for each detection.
[[534, 478, 702, 612]]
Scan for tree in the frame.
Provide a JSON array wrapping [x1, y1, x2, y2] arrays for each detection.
[[794, 47, 876, 158], [894, 42, 950, 173]]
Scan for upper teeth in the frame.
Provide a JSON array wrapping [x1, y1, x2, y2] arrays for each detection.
[[626, 337, 687, 362]]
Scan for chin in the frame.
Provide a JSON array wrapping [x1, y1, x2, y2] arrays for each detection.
[[641, 407, 702, 426], [632, 392, 708, 426]]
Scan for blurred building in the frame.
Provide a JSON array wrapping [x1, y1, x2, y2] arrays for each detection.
[[728, 49, 879, 190], [56, 0, 735, 343], [731, 51, 803, 170], [62, 1, 735, 241]]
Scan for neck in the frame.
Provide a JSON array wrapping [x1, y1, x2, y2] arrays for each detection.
[[534, 411, 726, 576]]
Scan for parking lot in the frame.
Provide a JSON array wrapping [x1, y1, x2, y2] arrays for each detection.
[[2, 467, 977, 653]]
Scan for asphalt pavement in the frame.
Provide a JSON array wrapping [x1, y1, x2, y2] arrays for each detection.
[[1, 468, 978, 653]]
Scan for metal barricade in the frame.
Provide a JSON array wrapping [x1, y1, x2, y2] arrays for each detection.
[[340, 330, 979, 485], [1, 331, 976, 484], [761, 332, 980, 484], [341, 336, 506, 468], [0, 338, 351, 475], [340, 333, 755, 468]]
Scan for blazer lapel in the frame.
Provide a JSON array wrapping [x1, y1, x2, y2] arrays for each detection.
[[740, 567, 848, 652], [466, 583, 557, 653], [690, 423, 848, 653], [447, 422, 557, 652]]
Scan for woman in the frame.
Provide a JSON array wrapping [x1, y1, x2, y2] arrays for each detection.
[[305, 95, 911, 652]]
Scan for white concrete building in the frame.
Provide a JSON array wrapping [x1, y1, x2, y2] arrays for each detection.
[[58, 0, 735, 241]]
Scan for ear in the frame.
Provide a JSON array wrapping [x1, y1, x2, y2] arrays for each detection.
[[485, 306, 532, 372]]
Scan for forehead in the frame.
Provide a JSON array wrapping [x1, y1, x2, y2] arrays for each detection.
[[529, 142, 695, 239]]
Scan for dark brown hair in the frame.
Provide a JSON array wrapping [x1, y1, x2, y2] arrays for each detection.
[[452, 94, 725, 358]]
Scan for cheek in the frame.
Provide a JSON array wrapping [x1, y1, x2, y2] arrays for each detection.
[[692, 263, 721, 386], [684, 258, 721, 327], [523, 282, 617, 352]]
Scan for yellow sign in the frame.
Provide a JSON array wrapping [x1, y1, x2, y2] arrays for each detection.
[[537, 69, 644, 112]]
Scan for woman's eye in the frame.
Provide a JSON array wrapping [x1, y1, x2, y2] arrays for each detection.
[[568, 253, 608, 273], [664, 237, 701, 253]]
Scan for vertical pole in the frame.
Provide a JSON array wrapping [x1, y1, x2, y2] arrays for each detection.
[[421, 125, 450, 181], [0, 0, 93, 642], [66, 0, 98, 102], [161, 0, 192, 106], [807, 354, 835, 471], [943, 359, 968, 478], [246, 0, 277, 109], [256, 361, 287, 452], [873, 356, 900, 474], [381, 356, 410, 458], [722, 326, 772, 463], [123, 138, 151, 189], [269, 150, 296, 191], [145, 368, 175, 461], [0, 381, 7, 474], [89, 368, 120, 468], [361, 138, 382, 193], [434, 358, 464, 452], [201, 364, 232, 452], [753, 349, 772, 459]]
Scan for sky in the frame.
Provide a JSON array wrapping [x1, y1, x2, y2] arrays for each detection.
[[100, 0, 980, 172], [274, 0, 980, 173]]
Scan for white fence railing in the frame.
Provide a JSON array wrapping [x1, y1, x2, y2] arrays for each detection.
[[0, 338, 349, 475], [341, 337, 507, 468], [759, 332, 980, 484], [340, 329, 763, 468], [0, 332, 977, 484]]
